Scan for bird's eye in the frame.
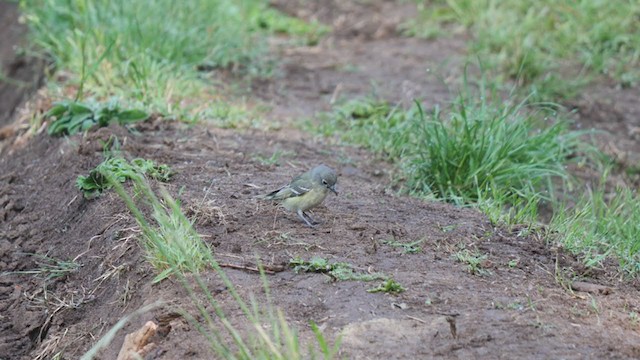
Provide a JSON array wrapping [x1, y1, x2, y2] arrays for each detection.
[[322, 179, 328, 185]]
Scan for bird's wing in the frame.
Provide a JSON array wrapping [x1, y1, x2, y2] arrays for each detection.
[[264, 176, 312, 200]]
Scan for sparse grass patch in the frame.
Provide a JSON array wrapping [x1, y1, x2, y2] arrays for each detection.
[[253, 149, 295, 167], [383, 238, 423, 254], [403, 0, 640, 99], [290, 257, 387, 282], [1, 253, 80, 281], [454, 249, 491, 276], [77, 157, 172, 199], [551, 184, 640, 274], [46, 99, 148, 136]]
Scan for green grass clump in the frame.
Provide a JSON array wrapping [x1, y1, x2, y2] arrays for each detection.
[[20, 0, 323, 120], [290, 257, 387, 282], [552, 183, 640, 275], [317, 94, 583, 222], [403, 0, 640, 99], [46, 99, 148, 136], [77, 157, 172, 199]]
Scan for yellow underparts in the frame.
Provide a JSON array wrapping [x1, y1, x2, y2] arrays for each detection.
[[282, 187, 329, 212]]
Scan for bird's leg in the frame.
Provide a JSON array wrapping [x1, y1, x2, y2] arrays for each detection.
[[304, 211, 319, 225], [296, 209, 317, 227]]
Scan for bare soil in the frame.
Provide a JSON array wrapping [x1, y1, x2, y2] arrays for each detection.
[[2, 1, 640, 359]]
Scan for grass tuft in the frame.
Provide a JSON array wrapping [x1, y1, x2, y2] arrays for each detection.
[[316, 92, 585, 223]]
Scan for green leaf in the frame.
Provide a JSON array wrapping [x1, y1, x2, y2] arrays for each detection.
[[117, 109, 149, 123], [68, 102, 93, 114]]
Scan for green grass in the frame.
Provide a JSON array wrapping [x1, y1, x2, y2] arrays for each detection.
[[315, 92, 586, 223], [403, 0, 640, 100], [103, 162, 204, 283], [551, 181, 640, 275], [20, 0, 325, 121]]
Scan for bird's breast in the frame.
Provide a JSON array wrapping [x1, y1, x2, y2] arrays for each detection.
[[282, 187, 329, 212]]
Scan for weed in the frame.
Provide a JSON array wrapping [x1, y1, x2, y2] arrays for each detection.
[[383, 238, 423, 254], [367, 279, 406, 294], [454, 249, 491, 276], [290, 257, 387, 282], [77, 157, 172, 199], [46, 99, 148, 136], [1, 253, 80, 281]]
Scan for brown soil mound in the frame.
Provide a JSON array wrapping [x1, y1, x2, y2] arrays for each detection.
[[2, 1, 640, 359]]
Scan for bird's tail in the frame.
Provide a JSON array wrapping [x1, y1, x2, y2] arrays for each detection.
[[256, 189, 281, 200]]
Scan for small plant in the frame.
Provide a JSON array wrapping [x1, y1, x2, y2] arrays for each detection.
[[383, 238, 423, 254], [1, 253, 80, 281], [290, 257, 387, 282], [46, 100, 148, 136], [77, 157, 173, 198], [454, 249, 491, 276], [253, 150, 293, 166], [367, 279, 405, 294]]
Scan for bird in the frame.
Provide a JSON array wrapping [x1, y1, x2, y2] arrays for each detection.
[[260, 164, 338, 227]]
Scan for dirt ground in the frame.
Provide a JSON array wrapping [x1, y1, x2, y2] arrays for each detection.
[[2, 1, 640, 359]]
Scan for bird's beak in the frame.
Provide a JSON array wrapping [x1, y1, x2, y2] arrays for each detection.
[[330, 185, 338, 195]]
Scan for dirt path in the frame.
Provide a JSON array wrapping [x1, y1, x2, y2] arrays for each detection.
[[1, 1, 640, 359]]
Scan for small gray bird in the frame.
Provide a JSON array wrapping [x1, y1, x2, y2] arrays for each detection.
[[261, 164, 338, 227]]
